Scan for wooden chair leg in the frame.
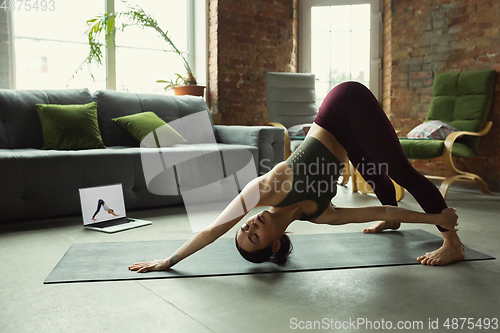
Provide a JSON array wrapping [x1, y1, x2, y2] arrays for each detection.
[[356, 170, 373, 194], [474, 174, 490, 194], [439, 172, 490, 199], [439, 175, 460, 199], [350, 162, 405, 202], [440, 151, 491, 198], [350, 161, 359, 192], [392, 181, 405, 201], [440, 124, 492, 197]]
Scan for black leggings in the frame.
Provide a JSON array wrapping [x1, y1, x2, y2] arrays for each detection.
[[314, 81, 448, 232], [92, 199, 105, 219]]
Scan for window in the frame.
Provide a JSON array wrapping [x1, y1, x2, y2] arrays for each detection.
[[300, 0, 381, 105], [12, 0, 205, 93], [114, 0, 189, 93], [12, 0, 105, 90]]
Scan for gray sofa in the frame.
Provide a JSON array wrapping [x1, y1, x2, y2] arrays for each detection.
[[0, 89, 285, 222]]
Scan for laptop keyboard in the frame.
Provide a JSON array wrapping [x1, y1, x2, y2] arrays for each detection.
[[92, 218, 135, 229]]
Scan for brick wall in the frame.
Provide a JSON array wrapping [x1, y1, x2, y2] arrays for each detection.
[[208, 0, 298, 125], [210, 0, 500, 189], [386, 0, 500, 190]]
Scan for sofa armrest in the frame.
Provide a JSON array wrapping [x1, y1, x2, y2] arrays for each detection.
[[264, 122, 291, 158], [214, 125, 285, 175]]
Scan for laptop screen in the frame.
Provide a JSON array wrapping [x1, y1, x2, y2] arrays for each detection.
[[79, 184, 127, 225]]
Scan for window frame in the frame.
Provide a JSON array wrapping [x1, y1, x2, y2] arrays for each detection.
[[299, 0, 382, 100], [7, 10, 16, 89]]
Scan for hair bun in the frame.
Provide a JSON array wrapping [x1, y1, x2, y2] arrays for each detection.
[[268, 233, 293, 266]]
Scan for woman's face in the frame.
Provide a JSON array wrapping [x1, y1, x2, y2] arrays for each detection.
[[236, 210, 283, 252]]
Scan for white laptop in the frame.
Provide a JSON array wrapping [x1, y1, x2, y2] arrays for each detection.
[[79, 184, 151, 233]]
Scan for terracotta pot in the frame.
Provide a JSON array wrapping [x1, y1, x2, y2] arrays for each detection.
[[173, 85, 206, 97]]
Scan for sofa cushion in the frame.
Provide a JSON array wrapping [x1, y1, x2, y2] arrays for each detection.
[[93, 90, 216, 147], [0, 89, 93, 149], [36, 102, 105, 150], [112, 111, 186, 147], [92, 90, 142, 147]]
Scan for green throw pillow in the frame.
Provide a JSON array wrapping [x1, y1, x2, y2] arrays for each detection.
[[112, 111, 187, 147], [36, 102, 105, 150]]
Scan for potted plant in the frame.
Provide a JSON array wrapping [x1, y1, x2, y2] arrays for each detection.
[[156, 74, 205, 97], [78, 0, 205, 96]]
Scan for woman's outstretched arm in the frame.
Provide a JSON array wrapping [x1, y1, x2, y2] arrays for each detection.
[[128, 176, 266, 273], [311, 205, 458, 231]]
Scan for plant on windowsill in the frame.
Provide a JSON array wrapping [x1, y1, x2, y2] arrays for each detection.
[[76, 0, 205, 97], [156, 73, 205, 97]]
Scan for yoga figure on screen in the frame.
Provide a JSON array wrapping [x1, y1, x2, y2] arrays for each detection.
[[91, 199, 119, 221], [129, 82, 464, 273]]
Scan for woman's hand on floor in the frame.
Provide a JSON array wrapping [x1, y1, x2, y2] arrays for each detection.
[[128, 259, 170, 273], [439, 208, 459, 231]]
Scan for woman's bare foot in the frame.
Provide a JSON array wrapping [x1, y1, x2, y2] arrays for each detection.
[[363, 221, 401, 233], [417, 230, 465, 266], [417, 244, 465, 266]]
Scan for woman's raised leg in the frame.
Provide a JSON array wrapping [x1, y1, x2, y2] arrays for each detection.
[[315, 81, 464, 265]]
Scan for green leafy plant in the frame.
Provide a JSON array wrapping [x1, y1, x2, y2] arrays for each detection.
[[73, 0, 196, 88], [156, 73, 191, 91]]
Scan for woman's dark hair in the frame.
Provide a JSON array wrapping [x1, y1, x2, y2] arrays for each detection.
[[235, 233, 293, 266]]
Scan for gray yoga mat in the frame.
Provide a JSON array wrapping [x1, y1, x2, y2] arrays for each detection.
[[44, 230, 494, 284]]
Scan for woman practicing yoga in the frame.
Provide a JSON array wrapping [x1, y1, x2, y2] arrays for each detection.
[[129, 82, 464, 273], [91, 199, 118, 221]]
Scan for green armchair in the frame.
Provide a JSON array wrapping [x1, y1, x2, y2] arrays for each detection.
[[399, 70, 496, 198]]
